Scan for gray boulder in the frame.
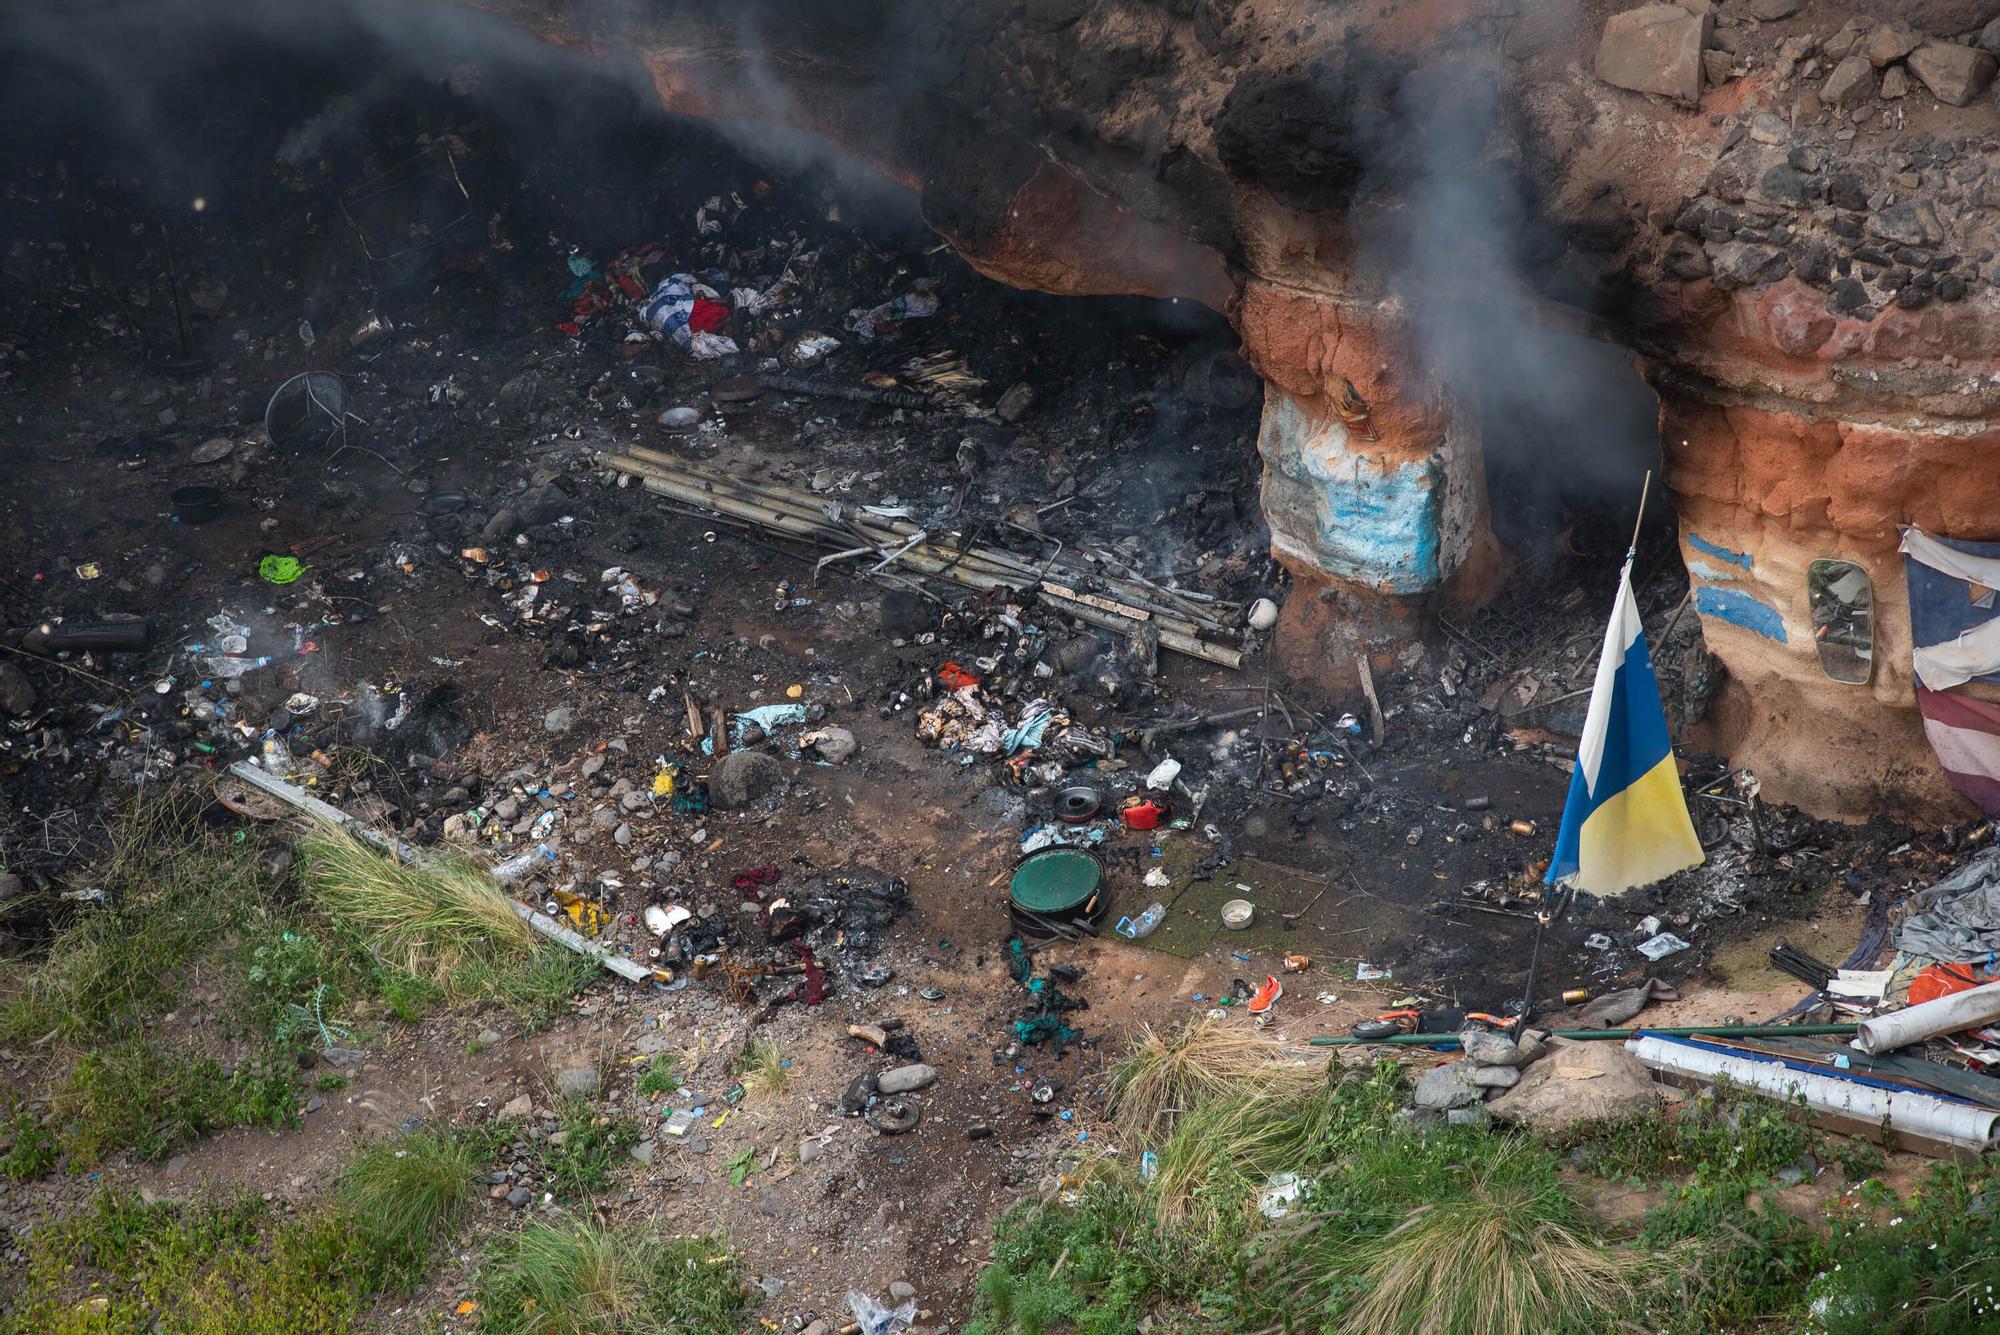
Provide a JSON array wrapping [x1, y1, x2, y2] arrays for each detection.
[[1412, 1060, 1484, 1111], [553, 1063, 601, 1101], [1595, 5, 1711, 103], [1485, 1039, 1662, 1131], [1907, 39, 1997, 106], [710, 750, 787, 809], [1822, 53, 1877, 107], [1459, 1030, 1521, 1066]]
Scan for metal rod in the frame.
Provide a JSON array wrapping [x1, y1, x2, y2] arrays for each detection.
[[1628, 468, 1653, 558], [1308, 1022, 1862, 1048], [160, 219, 191, 358], [615, 449, 1238, 632], [608, 454, 1243, 665]]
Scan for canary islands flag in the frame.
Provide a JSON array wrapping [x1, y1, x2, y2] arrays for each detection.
[[1545, 559, 1704, 893]]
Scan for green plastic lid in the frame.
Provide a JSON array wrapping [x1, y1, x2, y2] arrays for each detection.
[[1010, 848, 1103, 913]]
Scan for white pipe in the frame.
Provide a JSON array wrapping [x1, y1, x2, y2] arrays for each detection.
[[1626, 1035, 2000, 1152], [1854, 981, 2000, 1056]]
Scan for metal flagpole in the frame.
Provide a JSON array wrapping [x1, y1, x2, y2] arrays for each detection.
[[1520, 468, 1655, 1028]]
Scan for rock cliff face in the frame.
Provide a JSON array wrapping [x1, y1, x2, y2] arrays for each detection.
[[460, 0, 2000, 819]]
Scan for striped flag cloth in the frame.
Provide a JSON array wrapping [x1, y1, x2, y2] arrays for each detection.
[[1545, 558, 1705, 894], [1901, 527, 2000, 816]]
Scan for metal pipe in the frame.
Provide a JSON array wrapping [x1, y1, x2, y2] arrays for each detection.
[[1307, 1022, 1862, 1048], [612, 460, 1243, 666], [1628, 1034, 1999, 1154], [614, 449, 1239, 635]]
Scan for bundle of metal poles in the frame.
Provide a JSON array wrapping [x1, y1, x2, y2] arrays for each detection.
[[599, 446, 1246, 668]]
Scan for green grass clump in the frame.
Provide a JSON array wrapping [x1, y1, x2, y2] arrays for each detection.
[[300, 826, 537, 997], [51, 1039, 298, 1166], [1107, 1015, 1320, 1145], [636, 1052, 681, 1098], [1, 1189, 378, 1334], [541, 1103, 640, 1199], [1326, 1144, 1653, 1335], [475, 1221, 742, 1335], [338, 1130, 480, 1285], [0, 1101, 59, 1180], [0, 789, 285, 1046], [733, 1036, 789, 1095]]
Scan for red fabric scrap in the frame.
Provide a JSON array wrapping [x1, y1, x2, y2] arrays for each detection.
[[797, 943, 826, 1006], [688, 298, 730, 334], [936, 661, 980, 690]]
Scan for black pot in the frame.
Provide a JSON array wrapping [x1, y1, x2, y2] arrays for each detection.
[[171, 485, 223, 524]]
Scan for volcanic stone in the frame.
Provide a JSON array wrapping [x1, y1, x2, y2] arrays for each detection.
[[1864, 21, 1924, 67], [1749, 0, 1806, 17], [1708, 241, 1791, 289], [710, 749, 785, 809], [1868, 201, 1941, 247], [0, 663, 35, 717], [1907, 40, 1997, 105], [1595, 5, 1711, 103], [1821, 53, 1877, 107], [1412, 1060, 1484, 1111]]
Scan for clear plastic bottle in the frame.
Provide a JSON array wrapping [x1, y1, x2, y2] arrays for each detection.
[[1118, 902, 1166, 939], [207, 654, 274, 680], [259, 731, 295, 776], [492, 841, 560, 883]]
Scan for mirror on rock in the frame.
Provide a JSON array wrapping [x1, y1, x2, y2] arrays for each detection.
[[1807, 558, 1873, 685]]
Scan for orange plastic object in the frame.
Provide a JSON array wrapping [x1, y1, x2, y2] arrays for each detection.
[[936, 661, 980, 690], [1248, 974, 1283, 1015], [1120, 800, 1165, 831], [1908, 962, 1989, 1006]]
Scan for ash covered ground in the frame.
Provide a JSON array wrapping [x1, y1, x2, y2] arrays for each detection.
[[0, 16, 1983, 1328]]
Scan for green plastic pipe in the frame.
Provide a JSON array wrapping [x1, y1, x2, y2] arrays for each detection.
[[1308, 1023, 1861, 1048]]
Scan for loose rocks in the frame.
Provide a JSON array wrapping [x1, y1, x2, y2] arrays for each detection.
[[1595, 4, 1711, 103], [1412, 1060, 1483, 1111], [1907, 39, 1997, 106]]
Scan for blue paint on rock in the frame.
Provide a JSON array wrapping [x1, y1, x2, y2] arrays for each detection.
[[1293, 454, 1444, 590], [1685, 559, 1739, 583], [1695, 586, 1787, 643], [1687, 532, 1753, 570], [1261, 393, 1450, 594]]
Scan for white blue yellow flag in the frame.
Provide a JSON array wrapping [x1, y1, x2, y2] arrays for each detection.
[[1545, 559, 1704, 894]]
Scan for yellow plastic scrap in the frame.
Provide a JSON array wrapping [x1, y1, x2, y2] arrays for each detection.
[[454, 1300, 478, 1316], [550, 888, 610, 936], [652, 769, 675, 798]]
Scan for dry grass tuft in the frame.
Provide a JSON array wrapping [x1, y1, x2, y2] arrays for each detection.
[[1107, 1015, 1320, 1145], [734, 1036, 789, 1095], [300, 826, 533, 996], [1336, 1149, 1642, 1335]]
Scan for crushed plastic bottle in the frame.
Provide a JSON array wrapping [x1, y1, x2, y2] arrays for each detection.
[[206, 653, 274, 680], [491, 841, 560, 884], [1115, 902, 1166, 940], [845, 1291, 917, 1335], [258, 731, 296, 776]]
